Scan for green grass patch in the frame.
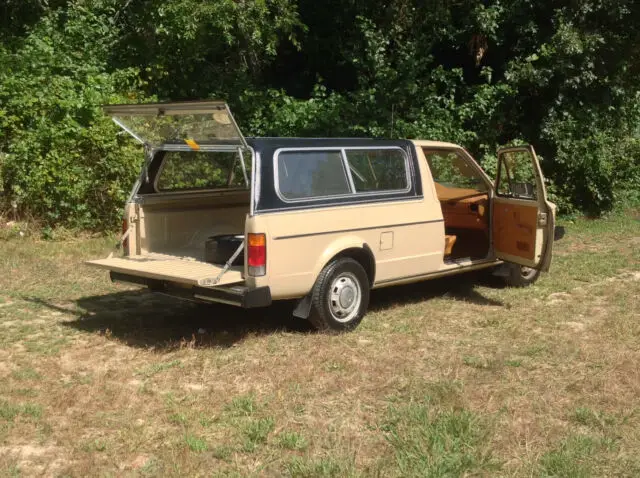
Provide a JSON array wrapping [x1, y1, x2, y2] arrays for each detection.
[[0, 400, 42, 422], [278, 431, 308, 451], [212, 445, 233, 461], [185, 434, 208, 453], [381, 401, 497, 477], [11, 367, 42, 381], [226, 393, 258, 417], [285, 456, 356, 478], [168, 412, 188, 425], [242, 417, 275, 451], [538, 435, 596, 478]]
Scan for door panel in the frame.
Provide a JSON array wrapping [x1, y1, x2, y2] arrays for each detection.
[[493, 199, 539, 263], [492, 145, 554, 270]]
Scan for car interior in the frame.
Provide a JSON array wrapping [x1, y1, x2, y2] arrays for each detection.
[[423, 148, 491, 261]]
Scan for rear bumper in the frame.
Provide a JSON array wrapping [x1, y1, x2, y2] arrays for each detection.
[[110, 272, 272, 308]]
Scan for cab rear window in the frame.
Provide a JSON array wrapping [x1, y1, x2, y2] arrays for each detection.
[[156, 151, 250, 192]]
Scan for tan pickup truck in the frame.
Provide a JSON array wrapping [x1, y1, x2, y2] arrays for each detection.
[[88, 101, 560, 331]]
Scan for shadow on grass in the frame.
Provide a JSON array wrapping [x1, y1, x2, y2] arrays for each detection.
[[370, 271, 505, 310], [27, 270, 503, 350]]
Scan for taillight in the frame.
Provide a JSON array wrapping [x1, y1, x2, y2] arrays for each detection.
[[122, 217, 129, 254], [247, 233, 266, 276]]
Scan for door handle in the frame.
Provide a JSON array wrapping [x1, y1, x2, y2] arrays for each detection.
[[538, 212, 548, 227]]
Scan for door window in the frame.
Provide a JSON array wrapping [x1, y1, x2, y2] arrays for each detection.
[[423, 150, 488, 191], [496, 150, 538, 199]]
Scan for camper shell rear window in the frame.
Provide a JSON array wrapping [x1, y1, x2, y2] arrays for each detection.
[[155, 150, 251, 192]]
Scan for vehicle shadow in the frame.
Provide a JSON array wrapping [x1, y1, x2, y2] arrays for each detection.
[[369, 271, 505, 310], [45, 271, 504, 350]]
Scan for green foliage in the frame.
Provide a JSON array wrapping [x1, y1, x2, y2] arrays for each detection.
[[0, 2, 145, 229], [1, 0, 639, 229]]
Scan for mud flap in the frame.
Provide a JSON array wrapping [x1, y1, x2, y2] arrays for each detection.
[[292, 294, 312, 320]]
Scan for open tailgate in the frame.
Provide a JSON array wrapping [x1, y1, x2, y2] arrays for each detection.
[[86, 254, 244, 288]]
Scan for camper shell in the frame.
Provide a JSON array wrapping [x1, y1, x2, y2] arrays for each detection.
[[88, 101, 559, 331]]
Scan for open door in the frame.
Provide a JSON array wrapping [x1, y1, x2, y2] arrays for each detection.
[[492, 145, 555, 271]]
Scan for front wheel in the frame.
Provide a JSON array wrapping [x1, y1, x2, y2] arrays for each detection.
[[501, 264, 541, 288], [308, 258, 370, 332]]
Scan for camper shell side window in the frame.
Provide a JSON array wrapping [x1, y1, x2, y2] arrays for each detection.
[[270, 145, 414, 207]]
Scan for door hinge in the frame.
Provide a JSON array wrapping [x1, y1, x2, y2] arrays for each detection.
[[538, 212, 548, 227]]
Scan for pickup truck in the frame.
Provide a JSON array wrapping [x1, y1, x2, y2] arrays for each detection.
[[88, 101, 558, 331]]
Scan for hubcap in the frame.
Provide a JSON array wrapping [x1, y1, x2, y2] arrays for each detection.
[[328, 273, 362, 323], [520, 266, 536, 280]]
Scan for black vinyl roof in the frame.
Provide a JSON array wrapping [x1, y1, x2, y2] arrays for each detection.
[[246, 137, 414, 150], [249, 137, 422, 213]]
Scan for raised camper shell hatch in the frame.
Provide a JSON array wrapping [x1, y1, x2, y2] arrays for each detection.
[[86, 101, 250, 289], [103, 100, 248, 151]]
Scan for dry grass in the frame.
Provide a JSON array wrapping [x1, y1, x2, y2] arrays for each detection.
[[0, 212, 639, 477]]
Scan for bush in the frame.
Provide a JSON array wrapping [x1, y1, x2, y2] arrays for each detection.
[[0, 3, 146, 230], [542, 107, 640, 216]]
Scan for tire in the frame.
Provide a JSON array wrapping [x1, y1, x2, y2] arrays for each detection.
[[308, 258, 370, 332], [501, 264, 541, 288]]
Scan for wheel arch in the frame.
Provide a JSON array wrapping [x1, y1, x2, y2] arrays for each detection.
[[293, 241, 376, 320], [331, 245, 376, 287]]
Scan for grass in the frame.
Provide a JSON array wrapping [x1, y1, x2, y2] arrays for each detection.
[[185, 434, 208, 453], [0, 211, 638, 475], [539, 435, 596, 478], [382, 401, 496, 477], [278, 431, 308, 451]]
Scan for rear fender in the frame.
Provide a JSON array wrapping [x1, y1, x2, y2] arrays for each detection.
[[311, 235, 367, 282], [293, 236, 371, 320]]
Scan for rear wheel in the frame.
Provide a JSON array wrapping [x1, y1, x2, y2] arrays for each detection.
[[502, 264, 541, 287], [308, 258, 370, 332]]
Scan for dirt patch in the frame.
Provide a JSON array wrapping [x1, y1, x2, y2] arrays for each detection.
[[0, 445, 71, 477], [547, 292, 572, 304]]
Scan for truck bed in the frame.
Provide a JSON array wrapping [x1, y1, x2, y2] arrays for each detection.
[[86, 253, 243, 287]]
